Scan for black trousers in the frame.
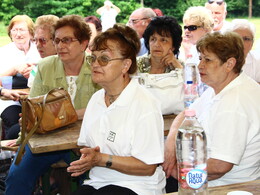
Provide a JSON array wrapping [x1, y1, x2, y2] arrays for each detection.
[[165, 176, 178, 193], [1, 105, 21, 139], [71, 184, 138, 195]]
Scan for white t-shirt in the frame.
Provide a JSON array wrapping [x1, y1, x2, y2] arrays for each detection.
[[78, 79, 166, 195], [242, 51, 260, 83], [100, 8, 118, 32], [0, 42, 41, 114], [191, 72, 260, 187]]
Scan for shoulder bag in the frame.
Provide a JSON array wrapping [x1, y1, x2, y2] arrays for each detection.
[[15, 88, 78, 164], [133, 69, 184, 115]]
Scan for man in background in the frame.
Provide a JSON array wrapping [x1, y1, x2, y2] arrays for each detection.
[[128, 8, 156, 56], [205, 0, 230, 32]]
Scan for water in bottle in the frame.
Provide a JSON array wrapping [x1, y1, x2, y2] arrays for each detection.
[[184, 81, 198, 108], [184, 55, 197, 84], [176, 109, 208, 195]]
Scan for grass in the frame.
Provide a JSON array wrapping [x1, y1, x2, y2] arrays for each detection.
[[0, 18, 259, 47]]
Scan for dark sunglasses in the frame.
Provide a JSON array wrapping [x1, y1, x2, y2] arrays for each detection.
[[208, 0, 224, 5], [86, 55, 125, 66], [184, 25, 202, 31]]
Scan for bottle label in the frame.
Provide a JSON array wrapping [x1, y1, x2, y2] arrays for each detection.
[[186, 169, 207, 189], [179, 163, 207, 189]]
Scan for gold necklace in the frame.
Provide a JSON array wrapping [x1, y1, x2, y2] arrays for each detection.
[[106, 92, 121, 104]]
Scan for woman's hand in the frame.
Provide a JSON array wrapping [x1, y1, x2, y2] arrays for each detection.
[[16, 63, 36, 78], [5, 139, 18, 147], [67, 146, 101, 177], [1, 89, 28, 101], [162, 137, 178, 179], [161, 49, 182, 69]]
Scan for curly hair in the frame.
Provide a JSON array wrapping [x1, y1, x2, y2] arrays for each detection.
[[54, 15, 91, 43], [90, 24, 140, 74], [183, 6, 214, 33], [197, 31, 245, 74], [143, 16, 182, 57]]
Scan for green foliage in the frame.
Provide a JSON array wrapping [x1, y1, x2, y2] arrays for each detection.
[[0, 0, 19, 25], [0, 0, 259, 25]]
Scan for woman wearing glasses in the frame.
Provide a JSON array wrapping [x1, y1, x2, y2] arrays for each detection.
[[67, 24, 166, 195], [230, 19, 260, 84], [182, 6, 214, 60], [0, 15, 41, 140], [4, 15, 60, 145], [181, 6, 214, 96], [6, 15, 99, 195]]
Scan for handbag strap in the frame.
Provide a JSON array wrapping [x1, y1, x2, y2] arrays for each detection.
[[15, 89, 61, 165]]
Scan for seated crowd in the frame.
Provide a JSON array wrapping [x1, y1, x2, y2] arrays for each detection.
[[0, 0, 259, 194]]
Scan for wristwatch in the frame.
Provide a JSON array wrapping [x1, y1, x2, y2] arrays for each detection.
[[0, 87, 3, 96], [106, 155, 113, 168]]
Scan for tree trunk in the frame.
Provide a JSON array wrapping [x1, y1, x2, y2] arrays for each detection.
[[249, 0, 252, 18]]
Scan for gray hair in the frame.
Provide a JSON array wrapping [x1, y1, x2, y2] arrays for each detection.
[[134, 7, 156, 18], [230, 19, 256, 39]]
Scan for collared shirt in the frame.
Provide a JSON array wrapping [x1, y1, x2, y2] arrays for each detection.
[[78, 79, 166, 195], [242, 51, 260, 83], [191, 72, 260, 186]]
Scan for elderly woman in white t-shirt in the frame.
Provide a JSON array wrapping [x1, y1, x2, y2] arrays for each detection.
[[67, 24, 165, 195], [230, 19, 260, 83], [0, 15, 41, 139]]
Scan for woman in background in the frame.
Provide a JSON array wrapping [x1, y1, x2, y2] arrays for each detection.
[[136, 16, 184, 116], [0, 15, 41, 139], [6, 15, 99, 195], [230, 19, 260, 83]]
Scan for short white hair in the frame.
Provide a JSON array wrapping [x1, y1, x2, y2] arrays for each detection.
[[230, 19, 256, 39]]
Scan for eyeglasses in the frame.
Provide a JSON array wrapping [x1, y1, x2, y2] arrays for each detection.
[[184, 25, 202, 31], [11, 28, 28, 34], [208, 0, 224, 5], [128, 18, 149, 25], [86, 55, 125, 66], [242, 36, 254, 42], [53, 37, 78, 45], [32, 38, 52, 45]]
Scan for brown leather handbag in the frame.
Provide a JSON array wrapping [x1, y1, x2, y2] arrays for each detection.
[[15, 88, 78, 164]]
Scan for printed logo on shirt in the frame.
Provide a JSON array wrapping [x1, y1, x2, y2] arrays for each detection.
[[107, 131, 116, 142]]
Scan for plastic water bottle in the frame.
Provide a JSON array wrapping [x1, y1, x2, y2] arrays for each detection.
[[184, 55, 197, 84], [184, 81, 198, 108], [176, 109, 208, 195]]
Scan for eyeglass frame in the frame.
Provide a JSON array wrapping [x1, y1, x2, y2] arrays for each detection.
[[53, 36, 78, 45], [86, 55, 125, 66], [184, 25, 202, 31], [10, 28, 29, 34], [242, 36, 254, 42], [128, 18, 149, 25], [208, 0, 224, 6], [32, 37, 52, 45]]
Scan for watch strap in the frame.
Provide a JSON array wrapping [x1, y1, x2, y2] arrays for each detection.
[[106, 155, 113, 168]]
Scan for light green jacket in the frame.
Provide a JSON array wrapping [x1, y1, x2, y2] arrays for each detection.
[[30, 54, 99, 109]]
